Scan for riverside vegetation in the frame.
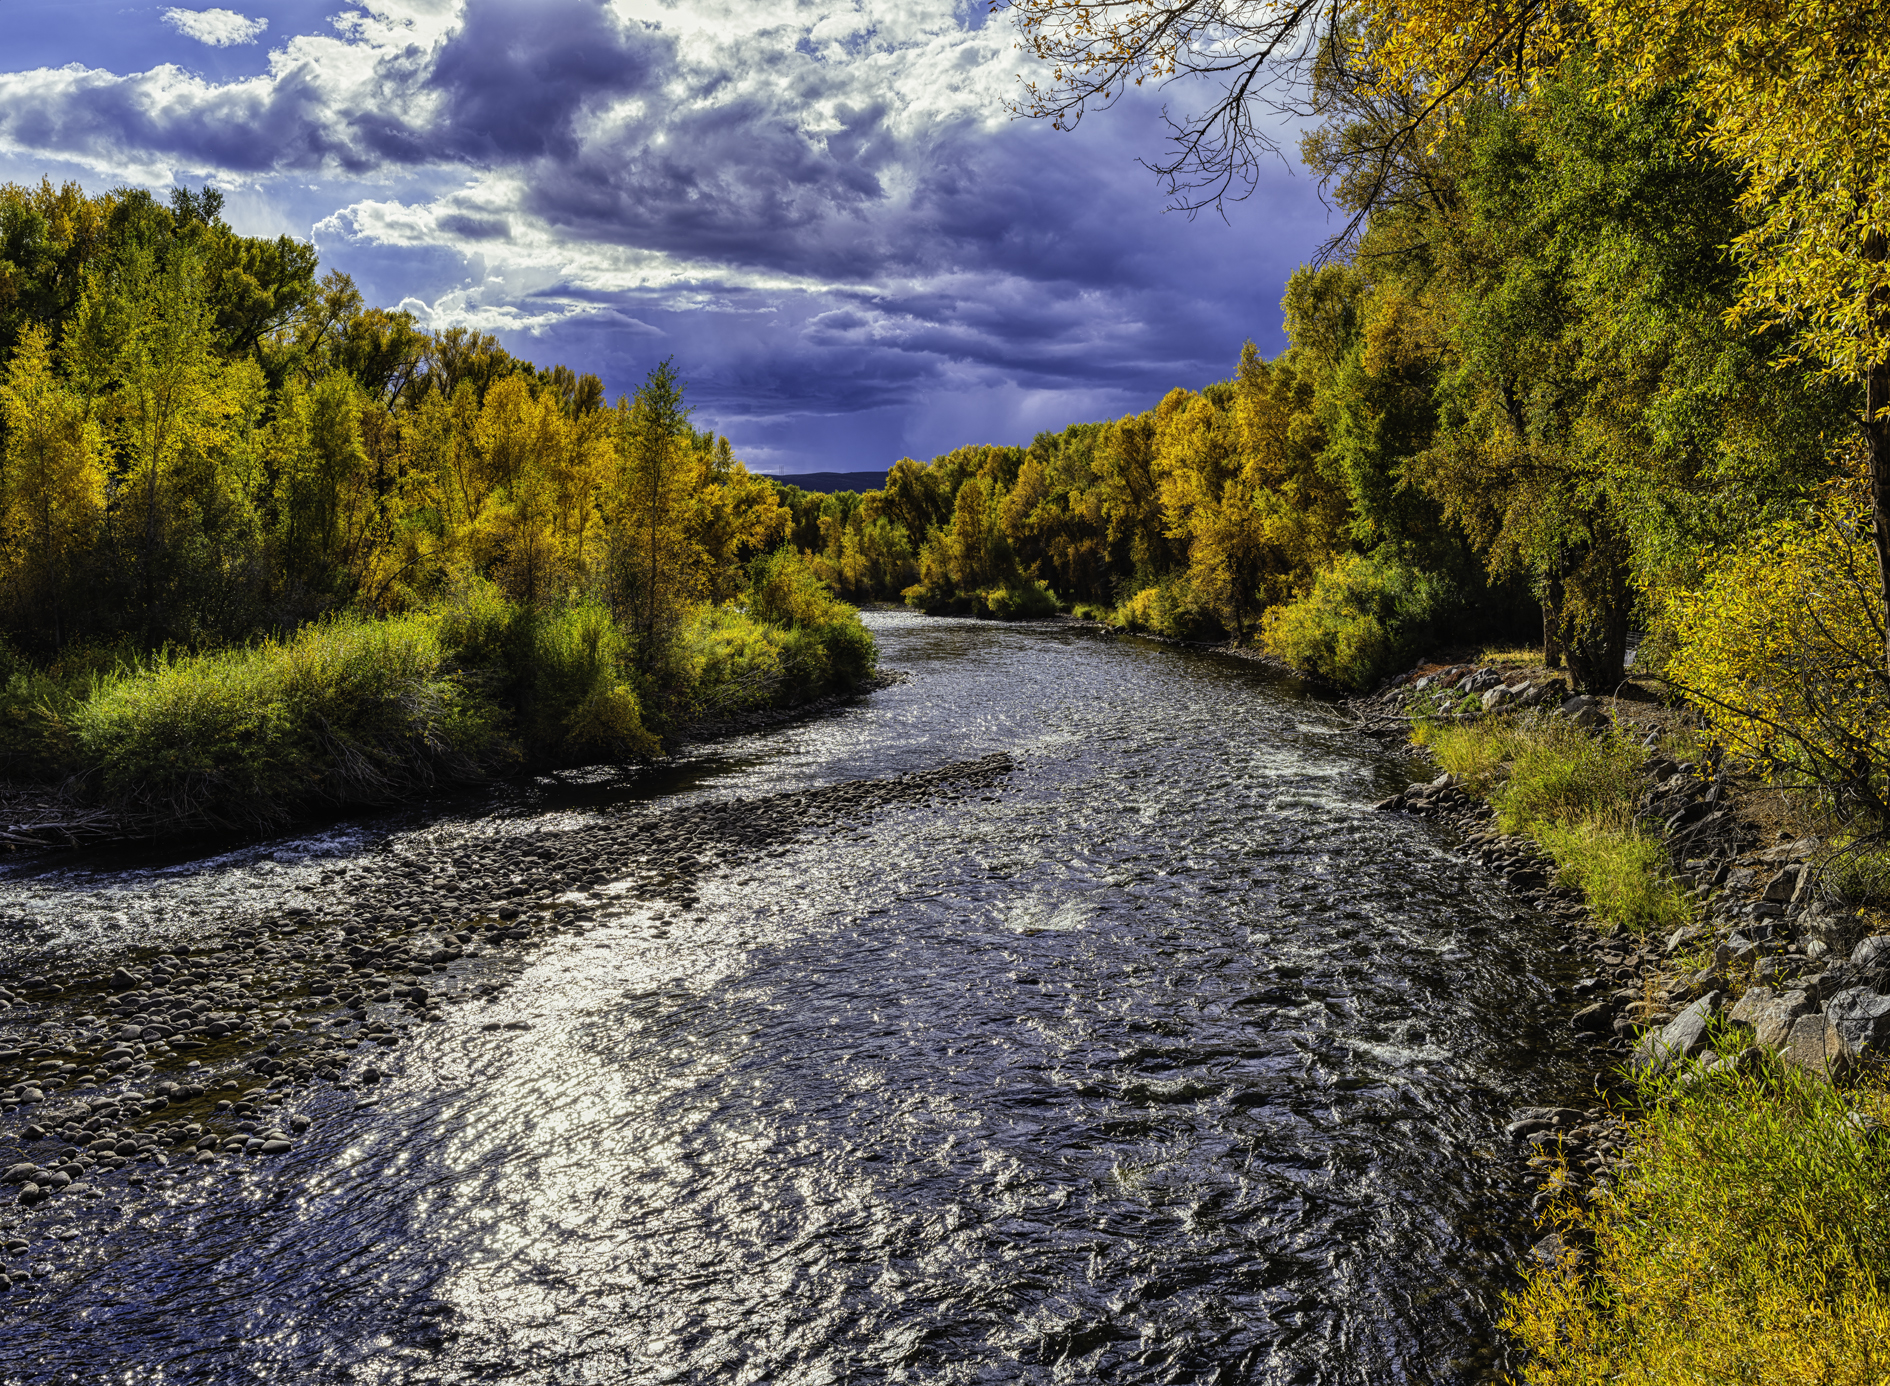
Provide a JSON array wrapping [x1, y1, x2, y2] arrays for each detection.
[[1356, 660, 1890, 1385], [0, 182, 875, 839]]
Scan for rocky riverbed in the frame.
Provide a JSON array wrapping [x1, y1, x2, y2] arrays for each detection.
[[0, 752, 1012, 1296]]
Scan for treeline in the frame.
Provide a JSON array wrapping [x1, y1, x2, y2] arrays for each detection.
[[0, 179, 871, 825], [802, 55, 1850, 694]]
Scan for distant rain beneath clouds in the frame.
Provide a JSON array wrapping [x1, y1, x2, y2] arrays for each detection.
[[0, 0, 1328, 472]]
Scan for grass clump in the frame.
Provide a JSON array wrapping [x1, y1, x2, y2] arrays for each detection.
[[1412, 718, 1524, 793], [1534, 820, 1691, 935], [1414, 715, 1691, 934], [71, 612, 509, 828], [1492, 719, 1690, 932], [1505, 1065, 1890, 1384]]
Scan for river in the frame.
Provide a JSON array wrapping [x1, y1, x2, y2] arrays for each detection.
[[0, 611, 1591, 1384]]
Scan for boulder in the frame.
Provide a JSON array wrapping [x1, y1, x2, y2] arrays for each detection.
[[1571, 1003, 1613, 1035], [1851, 936, 1890, 972], [1559, 694, 1605, 730], [1634, 992, 1720, 1076], [1762, 868, 1800, 904], [1664, 924, 1703, 955], [1481, 684, 1521, 711], [1780, 1012, 1850, 1077], [1728, 986, 1812, 1050], [1826, 986, 1890, 1055]]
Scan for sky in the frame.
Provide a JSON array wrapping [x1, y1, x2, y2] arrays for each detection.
[[0, 1, 1330, 474]]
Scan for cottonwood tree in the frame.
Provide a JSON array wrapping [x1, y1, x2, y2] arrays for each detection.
[[0, 324, 104, 648]]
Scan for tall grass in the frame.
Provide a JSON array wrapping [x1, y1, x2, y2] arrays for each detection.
[[7, 563, 878, 833], [71, 612, 508, 828], [1505, 1066, 1890, 1384], [1415, 716, 1691, 934]]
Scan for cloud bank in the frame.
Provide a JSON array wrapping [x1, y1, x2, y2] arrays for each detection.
[[0, 0, 1328, 471]]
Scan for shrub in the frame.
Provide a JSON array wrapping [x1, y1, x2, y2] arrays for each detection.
[[1505, 1065, 1890, 1384], [748, 545, 848, 628], [72, 613, 508, 829], [1114, 575, 1224, 641], [518, 599, 658, 762], [978, 579, 1059, 620], [1261, 551, 1456, 689], [1664, 477, 1890, 826], [679, 604, 786, 714], [0, 639, 81, 781]]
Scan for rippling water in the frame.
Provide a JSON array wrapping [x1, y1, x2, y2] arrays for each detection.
[[0, 612, 1593, 1384]]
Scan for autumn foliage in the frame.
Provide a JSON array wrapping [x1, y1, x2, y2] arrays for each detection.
[[0, 179, 873, 822]]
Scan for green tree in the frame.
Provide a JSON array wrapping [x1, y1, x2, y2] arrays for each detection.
[[610, 359, 702, 667]]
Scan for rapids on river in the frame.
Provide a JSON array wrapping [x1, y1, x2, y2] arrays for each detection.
[[0, 611, 1594, 1384]]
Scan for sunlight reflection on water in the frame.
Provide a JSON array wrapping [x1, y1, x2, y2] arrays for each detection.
[[0, 612, 1596, 1384]]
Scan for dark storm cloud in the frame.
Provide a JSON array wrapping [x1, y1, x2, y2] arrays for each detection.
[[429, 0, 664, 161], [0, 0, 669, 176]]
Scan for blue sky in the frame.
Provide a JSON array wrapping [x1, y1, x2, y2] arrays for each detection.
[[0, 1, 1329, 473]]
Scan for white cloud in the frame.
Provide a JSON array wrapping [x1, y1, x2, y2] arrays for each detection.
[[161, 8, 270, 48]]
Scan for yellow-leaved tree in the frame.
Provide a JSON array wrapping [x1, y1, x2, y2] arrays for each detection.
[[0, 323, 105, 647], [1665, 462, 1890, 818]]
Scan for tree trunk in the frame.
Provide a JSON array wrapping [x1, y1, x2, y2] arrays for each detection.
[[1560, 525, 1632, 694], [1542, 562, 1565, 669], [1870, 358, 1890, 676]]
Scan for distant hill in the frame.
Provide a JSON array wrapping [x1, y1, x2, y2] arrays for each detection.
[[760, 470, 889, 495]]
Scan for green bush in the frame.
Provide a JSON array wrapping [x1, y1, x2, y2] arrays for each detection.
[[680, 604, 785, 713], [1261, 551, 1456, 689], [71, 613, 509, 828], [902, 575, 1059, 620], [741, 545, 877, 697], [1506, 1065, 1890, 1384], [517, 599, 658, 762], [1114, 575, 1224, 641], [748, 545, 848, 628], [979, 579, 1059, 620]]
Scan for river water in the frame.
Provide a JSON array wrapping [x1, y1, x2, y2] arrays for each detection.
[[0, 612, 1591, 1384]]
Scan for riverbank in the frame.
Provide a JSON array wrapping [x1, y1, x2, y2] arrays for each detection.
[[0, 583, 883, 852], [1361, 658, 1890, 1381]]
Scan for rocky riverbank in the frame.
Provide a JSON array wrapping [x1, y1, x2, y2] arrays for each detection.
[[0, 751, 1012, 1295], [1356, 659, 1890, 1235]]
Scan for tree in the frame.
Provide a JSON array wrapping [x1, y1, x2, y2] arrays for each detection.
[[71, 240, 265, 645], [0, 324, 104, 647], [609, 360, 702, 667]]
